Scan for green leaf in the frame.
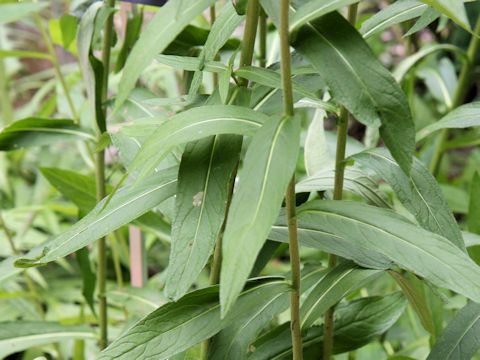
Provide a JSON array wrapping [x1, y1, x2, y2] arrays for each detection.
[[304, 109, 329, 175], [76, 247, 96, 315], [130, 105, 269, 179], [289, 0, 360, 33], [405, 7, 441, 36], [115, 11, 143, 73], [156, 54, 227, 72], [0, 49, 51, 60], [98, 278, 290, 360], [0, 2, 48, 24], [296, 167, 390, 208], [393, 44, 466, 82], [417, 102, 480, 141], [165, 135, 242, 300], [301, 261, 383, 328], [13, 168, 177, 269], [294, 200, 480, 303], [208, 269, 328, 360], [291, 11, 414, 173], [420, 0, 470, 32], [220, 115, 300, 316], [0, 321, 95, 358], [114, 0, 215, 111], [417, 65, 455, 109], [352, 148, 464, 250], [427, 302, 480, 360], [0, 118, 94, 151], [360, 0, 427, 39], [468, 172, 480, 234], [249, 292, 407, 359]]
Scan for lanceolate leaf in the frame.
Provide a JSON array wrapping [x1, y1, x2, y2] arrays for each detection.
[[292, 12, 415, 173], [249, 292, 407, 359], [0, 321, 95, 358], [165, 136, 242, 300], [114, 0, 215, 111], [427, 302, 480, 360], [417, 102, 480, 141], [352, 148, 464, 250], [0, 118, 94, 150], [360, 0, 427, 38], [13, 167, 178, 268], [295, 201, 480, 302], [130, 105, 268, 179], [405, 7, 441, 36], [289, 0, 360, 33], [209, 268, 328, 360], [301, 261, 383, 328], [98, 278, 290, 360], [296, 167, 390, 207], [420, 0, 470, 32], [220, 115, 300, 316]]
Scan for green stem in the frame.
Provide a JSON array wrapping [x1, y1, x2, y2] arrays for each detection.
[[323, 5, 358, 360], [279, 1, 302, 359], [34, 14, 79, 122], [238, 0, 260, 86], [0, 57, 13, 125], [430, 15, 480, 175], [210, 5, 219, 87], [259, 8, 267, 68], [96, 0, 116, 350]]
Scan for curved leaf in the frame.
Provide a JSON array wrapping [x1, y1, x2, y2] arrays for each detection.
[[301, 261, 383, 328], [0, 321, 95, 358], [0, 118, 94, 150], [417, 102, 480, 141], [99, 278, 290, 360], [0, 2, 48, 25], [291, 11, 414, 173], [130, 105, 268, 179], [405, 7, 441, 36], [351, 148, 464, 250], [427, 302, 480, 360], [420, 0, 470, 32], [114, 0, 214, 110], [220, 115, 300, 316], [296, 200, 480, 303], [13, 167, 178, 269]]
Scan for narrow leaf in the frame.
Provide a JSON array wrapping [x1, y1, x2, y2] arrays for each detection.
[[0, 118, 93, 150], [0, 2, 48, 24], [114, 0, 215, 110], [220, 115, 300, 316], [420, 0, 471, 32]]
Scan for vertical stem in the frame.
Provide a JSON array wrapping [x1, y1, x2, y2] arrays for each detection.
[[323, 5, 358, 360], [430, 15, 480, 175], [238, 0, 260, 86], [279, 1, 302, 359], [96, 0, 116, 350], [259, 9, 267, 68], [34, 15, 79, 122], [210, 5, 219, 87], [0, 57, 13, 125]]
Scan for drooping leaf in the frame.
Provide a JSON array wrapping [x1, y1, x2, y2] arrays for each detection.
[[301, 261, 383, 328], [165, 135, 241, 300], [296, 167, 390, 207], [289, 0, 360, 33], [393, 44, 466, 82], [0, 321, 95, 358], [427, 302, 480, 360], [291, 11, 415, 173], [114, 0, 215, 111], [417, 102, 480, 141], [13, 167, 178, 269], [291, 200, 480, 303], [220, 115, 300, 316], [360, 0, 428, 38], [420, 0, 470, 32], [98, 278, 290, 360], [130, 105, 268, 179], [0, 2, 48, 25], [0, 118, 94, 151], [417, 65, 455, 109], [351, 148, 464, 250], [249, 292, 407, 359]]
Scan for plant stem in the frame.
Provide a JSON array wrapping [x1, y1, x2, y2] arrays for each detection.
[[279, 0, 302, 359], [34, 14, 79, 122], [323, 5, 358, 360], [96, 0, 116, 350], [210, 5, 219, 87], [430, 15, 480, 175], [238, 0, 260, 86], [0, 57, 13, 125], [259, 8, 267, 68]]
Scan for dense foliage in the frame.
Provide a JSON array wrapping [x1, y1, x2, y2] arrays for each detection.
[[1, 0, 480, 359]]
